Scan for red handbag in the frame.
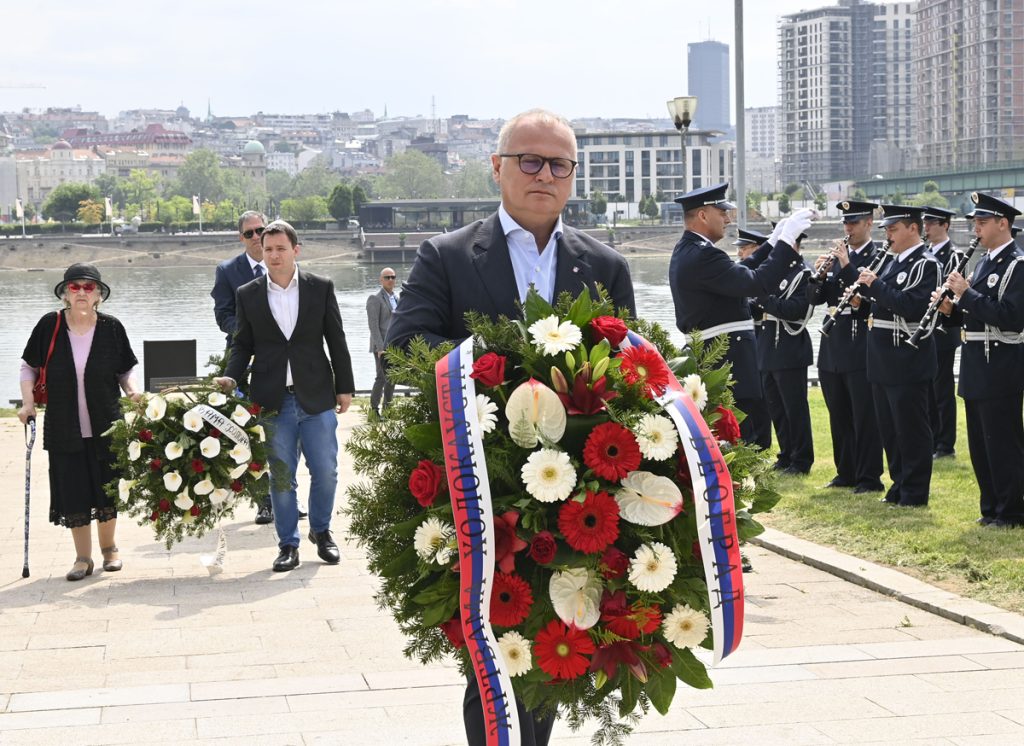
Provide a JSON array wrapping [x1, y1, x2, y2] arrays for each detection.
[[32, 312, 62, 406]]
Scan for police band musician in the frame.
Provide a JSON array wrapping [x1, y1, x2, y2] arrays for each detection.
[[732, 227, 773, 450]]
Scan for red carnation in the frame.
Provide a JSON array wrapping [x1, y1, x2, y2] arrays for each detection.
[[494, 511, 528, 574], [590, 316, 628, 347], [149, 458, 163, 472], [209, 428, 221, 438], [230, 480, 244, 493], [618, 345, 670, 399], [712, 405, 741, 444], [409, 459, 445, 508], [190, 504, 201, 517], [158, 499, 171, 513], [528, 531, 557, 565], [138, 429, 153, 443], [558, 491, 620, 554], [599, 546, 629, 579], [150, 510, 159, 522], [470, 352, 506, 388], [247, 403, 262, 415], [249, 461, 262, 472], [534, 619, 595, 680], [600, 590, 662, 639], [583, 422, 642, 482], [440, 614, 465, 650], [191, 459, 205, 474], [490, 572, 534, 627]]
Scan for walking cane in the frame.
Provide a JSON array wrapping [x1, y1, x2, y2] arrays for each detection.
[[23, 416, 36, 578]]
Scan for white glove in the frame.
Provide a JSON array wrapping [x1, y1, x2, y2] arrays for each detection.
[[767, 218, 787, 247], [779, 208, 818, 247]]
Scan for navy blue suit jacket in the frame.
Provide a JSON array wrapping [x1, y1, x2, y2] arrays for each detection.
[[212, 252, 260, 344]]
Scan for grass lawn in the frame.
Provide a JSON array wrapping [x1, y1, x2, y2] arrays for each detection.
[[761, 386, 1024, 614]]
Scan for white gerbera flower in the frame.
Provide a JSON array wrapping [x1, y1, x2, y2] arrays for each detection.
[[413, 517, 455, 564], [615, 471, 684, 526], [249, 424, 266, 442], [476, 394, 498, 434], [628, 542, 678, 593], [145, 395, 167, 421], [127, 441, 142, 461], [164, 441, 183, 460], [634, 414, 678, 461], [193, 479, 214, 496], [549, 567, 602, 630], [182, 408, 204, 432], [117, 478, 134, 501], [528, 315, 583, 356], [228, 462, 249, 480], [163, 471, 182, 493], [229, 443, 252, 465], [199, 436, 221, 458], [741, 475, 756, 492], [173, 489, 194, 511], [662, 604, 710, 649], [207, 391, 227, 407], [681, 374, 708, 411], [498, 631, 533, 677], [521, 449, 576, 503], [209, 487, 231, 506], [230, 404, 252, 426]]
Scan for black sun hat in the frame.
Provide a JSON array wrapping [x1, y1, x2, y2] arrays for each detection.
[[54, 263, 111, 301]]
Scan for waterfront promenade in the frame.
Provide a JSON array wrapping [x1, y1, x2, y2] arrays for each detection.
[[1, 411, 1023, 745]]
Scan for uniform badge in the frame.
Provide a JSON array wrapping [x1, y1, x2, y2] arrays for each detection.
[[840, 201, 850, 211], [988, 273, 1000, 288], [896, 271, 907, 284], [971, 192, 979, 204], [779, 278, 788, 291]]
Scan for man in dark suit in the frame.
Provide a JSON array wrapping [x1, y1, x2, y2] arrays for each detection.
[[366, 267, 398, 417], [215, 220, 355, 571], [668, 182, 814, 449], [936, 192, 1024, 528], [386, 108, 634, 746]]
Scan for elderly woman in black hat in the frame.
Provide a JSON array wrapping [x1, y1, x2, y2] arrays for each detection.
[[18, 263, 140, 581]]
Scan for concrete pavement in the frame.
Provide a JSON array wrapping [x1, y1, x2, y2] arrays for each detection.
[[1, 412, 1023, 745]]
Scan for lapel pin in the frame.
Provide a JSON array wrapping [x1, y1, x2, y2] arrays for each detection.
[[573, 266, 579, 273]]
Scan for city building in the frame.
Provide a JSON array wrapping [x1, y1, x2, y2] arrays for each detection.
[[913, 0, 1024, 171], [60, 123, 192, 155], [688, 41, 731, 134], [15, 140, 106, 210], [745, 106, 779, 158]]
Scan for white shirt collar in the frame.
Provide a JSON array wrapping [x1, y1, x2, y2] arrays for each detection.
[[245, 254, 266, 273], [851, 240, 871, 254], [987, 240, 1015, 261], [268, 270, 298, 291], [498, 204, 563, 246], [894, 243, 923, 263], [689, 230, 716, 246]]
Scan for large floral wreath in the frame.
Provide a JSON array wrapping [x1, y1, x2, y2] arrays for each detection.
[[105, 386, 271, 548], [346, 290, 778, 744]]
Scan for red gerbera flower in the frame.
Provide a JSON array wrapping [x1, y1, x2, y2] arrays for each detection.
[[490, 572, 533, 627], [599, 590, 662, 639], [558, 491, 620, 554], [618, 345, 670, 398], [583, 422, 642, 482], [534, 619, 596, 680]]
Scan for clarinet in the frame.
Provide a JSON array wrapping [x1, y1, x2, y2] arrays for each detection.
[[907, 237, 981, 348], [813, 235, 848, 284], [820, 240, 893, 337]]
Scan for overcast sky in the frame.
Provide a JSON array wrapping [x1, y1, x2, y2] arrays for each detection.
[[3, 0, 827, 122]]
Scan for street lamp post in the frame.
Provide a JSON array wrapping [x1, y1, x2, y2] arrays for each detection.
[[667, 96, 698, 198]]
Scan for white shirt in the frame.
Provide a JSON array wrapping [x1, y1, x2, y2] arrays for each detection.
[[267, 270, 300, 386], [985, 240, 1014, 263], [499, 204, 562, 304], [245, 254, 267, 276], [894, 243, 923, 263]]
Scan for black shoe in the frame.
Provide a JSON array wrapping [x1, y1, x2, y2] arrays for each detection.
[[853, 482, 885, 494], [932, 449, 955, 460], [309, 529, 341, 564], [272, 546, 300, 572], [255, 503, 274, 525], [976, 516, 995, 526], [298, 507, 308, 519], [782, 465, 810, 476], [988, 519, 1023, 529], [772, 461, 792, 472], [824, 477, 854, 489]]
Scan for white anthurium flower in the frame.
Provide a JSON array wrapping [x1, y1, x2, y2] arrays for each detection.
[[164, 441, 183, 460], [549, 567, 602, 630], [228, 463, 249, 480], [193, 479, 214, 496], [145, 395, 167, 421], [615, 471, 684, 526], [199, 436, 221, 458], [230, 404, 252, 426], [681, 374, 708, 412], [476, 394, 498, 435], [521, 449, 576, 503], [117, 478, 134, 501], [207, 391, 227, 407], [173, 489, 194, 511], [634, 414, 678, 461], [228, 443, 252, 465], [498, 631, 533, 677], [504, 378, 566, 448], [127, 441, 142, 461], [124, 411, 138, 426], [163, 471, 183, 493], [528, 315, 583, 356], [628, 542, 678, 593], [249, 424, 266, 443], [741, 476, 756, 492], [209, 487, 231, 506], [414, 517, 455, 564], [182, 408, 204, 432], [662, 604, 710, 649]]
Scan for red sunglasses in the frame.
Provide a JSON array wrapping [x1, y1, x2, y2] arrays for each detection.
[[67, 282, 97, 293]]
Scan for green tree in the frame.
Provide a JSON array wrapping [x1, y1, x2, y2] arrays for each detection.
[[280, 195, 329, 222], [376, 150, 446, 199], [783, 182, 801, 196], [352, 182, 369, 210], [644, 194, 660, 222], [173, 149, 225, 202], [448, 160, 498, 198], [327, 183, 353, 221], [266, 170, 292, 203], [852, 187, 868, 200], [590, 190, 607, 219], [94, 173, 126, 209], [77, 199, 105, 225], [778, 193, 791, 215], [123, 169, 160, 209], [290, 156, 340, 199], [42, 183, 101, 220], [908, 180, 949, 209]]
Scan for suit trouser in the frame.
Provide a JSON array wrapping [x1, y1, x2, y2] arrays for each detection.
[[370, 353, 395, 412], [464, 674, 555, 746], [764, 368, 814, 472], [929, 346, 958, 453], [965, 393, 1024, 525], [736, 396, 772, 451], [872, 382, 933, 506], [819, 369, 883, 487]]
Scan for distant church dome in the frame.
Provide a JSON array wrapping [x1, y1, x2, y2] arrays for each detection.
[[176, 105, 190, 119], [243, 140, 266, 155], [52, 139, 72, 150]]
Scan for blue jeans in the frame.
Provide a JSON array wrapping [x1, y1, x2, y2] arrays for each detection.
[[267, 393, 339, 549]]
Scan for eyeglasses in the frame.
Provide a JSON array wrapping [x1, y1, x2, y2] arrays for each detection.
[[242, 226, 265, 239], [381, 275, 396, 280], [499, 153, 577, 179], [67, 282, 97, 294]]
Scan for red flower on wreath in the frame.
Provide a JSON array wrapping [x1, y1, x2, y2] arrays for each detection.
[[209, 428, 221, 438], [583, 422, 641, 482], [158, 499, 171, 513], [191, 459, 205, 474], [490, 572, 533, 627], [712, 405, 741, 444], [190, 504, 201, 517], [558, 491, 620, 554], [534, 619, 596, 680], [650, 641, 673, 668], [409, 459, 445, 508], [618, 345, 670, 398], [138, 429, 153, 443], [440, 613, 465, 649], [249, 461, 263, 472], [588, 640, 648, 682], [470, 351, 506, 388], [599, 546, 629, 579], [590, 316, 628, 347], [149, 458, 162, 472], [247, 403, 262, 415], [230, 480, 244, 493], [150, 510, 159, 522], [494, 511, 528, 573], [599, 590, 662, 639], [528, 531, 557, 565]]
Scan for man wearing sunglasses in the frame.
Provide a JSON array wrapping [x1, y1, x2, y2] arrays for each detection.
[[386, 109, 635, 746], [366, 267, 399, 418]]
